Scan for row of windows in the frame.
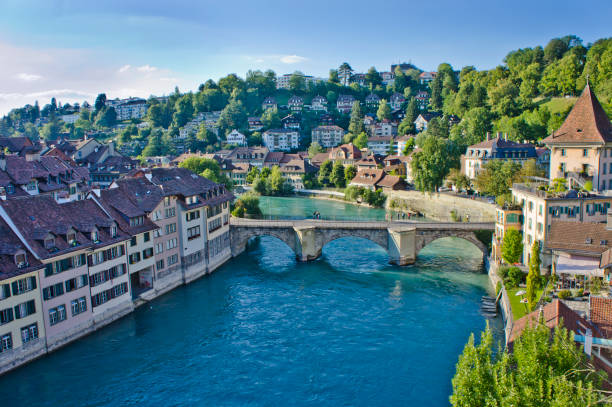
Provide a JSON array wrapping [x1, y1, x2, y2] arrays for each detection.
[[209, 232, 230, 258], [130, 232, 151, 246], [45, 254, 87, 277], [1, 300, 37, 325], [165, 223, 177, 235], [90, 264, 127, 287], [167, 238, 178, 250], [0, 276, 37, 300], [88, 245, 125, 266], [208, 217, 222, 233], [91, 282, 129, 308], [71, 297, 87, 316], [167, 254, 179, 266]]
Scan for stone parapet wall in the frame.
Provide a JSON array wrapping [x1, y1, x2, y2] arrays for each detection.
[[387, 190, 496, 222]]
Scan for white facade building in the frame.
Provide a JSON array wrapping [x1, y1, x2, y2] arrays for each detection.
[[226, 130, 247, 146], [262, 129, 299, 151]]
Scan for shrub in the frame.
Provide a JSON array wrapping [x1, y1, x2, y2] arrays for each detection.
[[450, 209, 459, 222], [497, 266, 510, 279], [507, 267, 524, 288], [573, 288, 584, 298], [558, 290, 571, 300]]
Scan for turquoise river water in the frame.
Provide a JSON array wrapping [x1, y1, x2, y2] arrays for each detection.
[[0, 196, 502, 406]]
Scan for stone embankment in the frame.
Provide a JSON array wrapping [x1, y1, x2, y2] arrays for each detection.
[[387, 190, 496, 222]]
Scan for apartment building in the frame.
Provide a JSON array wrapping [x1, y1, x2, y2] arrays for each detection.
[[311, 95, 328, 112], [463, 134, 537, 179], [389, 93, 405, 110], [336, 94, 356, 114], [114, 98, 147, 121], [226, 130, 247, 146], [311, 125, 345, 148], [94, 188, 159, 302], [0, 217, 45, 375], [543, 83, 612, 191], [367, 136, 394, 156], [511, 182, 612, 266], [262, 129, 299, 152]]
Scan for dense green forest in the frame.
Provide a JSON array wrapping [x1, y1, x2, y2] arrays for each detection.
[[1, 35, 610, 161]]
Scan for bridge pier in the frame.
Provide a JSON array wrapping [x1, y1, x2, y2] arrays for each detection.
[[294, 226, 320, 262], [387, 227, 416, 266]]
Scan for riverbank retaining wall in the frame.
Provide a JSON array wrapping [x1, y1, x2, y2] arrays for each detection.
[[387, 190, 496, 222], [488, 262, 514, 345]]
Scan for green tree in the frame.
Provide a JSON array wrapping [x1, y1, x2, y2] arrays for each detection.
[[231, 192, 262, 218], [502, 229, 523, 264], [474, 159, 523, 197], [318, 160, 333, 185], [344, 165, 357, 185], [261, 107, 281, 129], [526, 241, 542, 310], [330, 160, 346, 188], [376, 99, 391, 121], [288, 72, 306, 93], [141, 129, 163, 157], [246, 167, 260, 184], [398, 97, 418, 135], [196, 123, 217, 147], [94, 107, 117, 128], [411, 134, 458, 192], [172, 95, 195, 128], [308, 141, 324, 158], [218, 99, 248, 134], [365, 67, 382, 90], [94, 93, 107, 112], [329, 69, 339, 84], [402, 137, 415, 156], [40, 120, 62, 140], [348, 101, 364, 135], [451, 322, 606, 406], [353, 132, 369, 149]]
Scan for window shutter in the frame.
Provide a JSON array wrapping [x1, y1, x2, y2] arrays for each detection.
[[87, 255, 93, 266], [11, 282, 18, 295], [13, 305, 21, 319], [30, 277, 37, 290], [27, 300, 35, 314]]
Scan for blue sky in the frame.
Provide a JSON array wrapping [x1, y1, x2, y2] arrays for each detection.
[[0, 0, 610, 114]]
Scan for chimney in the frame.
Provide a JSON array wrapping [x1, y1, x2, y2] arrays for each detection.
[[486, 132, 490, 141]]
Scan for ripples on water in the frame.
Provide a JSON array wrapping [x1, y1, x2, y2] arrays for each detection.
[[0, 198, 502, 407]]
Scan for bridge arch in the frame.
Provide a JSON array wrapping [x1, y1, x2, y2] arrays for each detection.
[[315, 229, 389, 256], [231, 227, 298, 258], [415, 231, 489, 258]]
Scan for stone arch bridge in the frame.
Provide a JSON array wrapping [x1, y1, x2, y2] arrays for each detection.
[[230, 218, 494, 265]]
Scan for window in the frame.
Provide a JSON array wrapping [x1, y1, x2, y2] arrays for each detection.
[[583, 148, 588, 157], [130, 237, 137, 247], [42, 282, 64, 300], [144, 232, 150, 242], [89, 264, 126, 287], [11, 276, 36, 295], [65, 274, 88, 292], [129, 252, 141, 264], [67, 232, 76, 243], [0, 284, 10, 300], [71, 297, 87, 316], [156, 259, 165, 271], [0, 308, 14, 325], [153, 229, 162, 238], [91, 231, 99, 242], [14, 300, 36, 319], [164, 197, 171, 207], [165, 223, 176, 234], [208, 217, 222, 232], [0, 333, 12, 352], [21, 323, 38, 344], [561, 149, 566, 156], [44, 237, 55, 249], [186, 210, 200, 222], [87, 245, 125, 266], [167, 254, 178, 266], [129, 216, 144, 227], [110, 226, 117, 238], [187, 226, 201, 240], [165, 207, 175, 218], [49, 305, 67, 326], [142, 248, 154, 259], [155, 243, 164, 254], [166, 238, 177, 250]]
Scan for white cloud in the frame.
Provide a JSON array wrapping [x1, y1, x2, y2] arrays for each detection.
[[136, 64, 158, 72], [118, 64, 131, 73], [16, 73, 42, 81], [280, 55, 308, 64]]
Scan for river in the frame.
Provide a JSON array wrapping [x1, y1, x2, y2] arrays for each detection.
[[0, 196, 502, 406]]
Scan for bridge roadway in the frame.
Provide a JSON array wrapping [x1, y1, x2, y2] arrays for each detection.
[[229, 218, 494, 265]]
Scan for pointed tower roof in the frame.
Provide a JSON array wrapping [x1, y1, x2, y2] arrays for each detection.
[[543, 82, 612, 145]]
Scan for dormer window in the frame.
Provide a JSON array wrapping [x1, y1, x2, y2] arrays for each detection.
[[15, 253, 26, 267], [44, 237, 55, 249], [110, 225, 117, 238], [67, 232, 76, 243], [92, 231, 99, 242]]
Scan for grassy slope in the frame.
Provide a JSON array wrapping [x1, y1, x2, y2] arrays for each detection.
[[535, 96, 577, 114], [507, 287, 543, 320]]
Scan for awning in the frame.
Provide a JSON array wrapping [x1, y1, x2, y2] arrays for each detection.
[[555, 256, 604, 278]]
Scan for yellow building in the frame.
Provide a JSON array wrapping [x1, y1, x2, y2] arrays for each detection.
[[0, 217, 46, 374], [492, 205, 523, 263]]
